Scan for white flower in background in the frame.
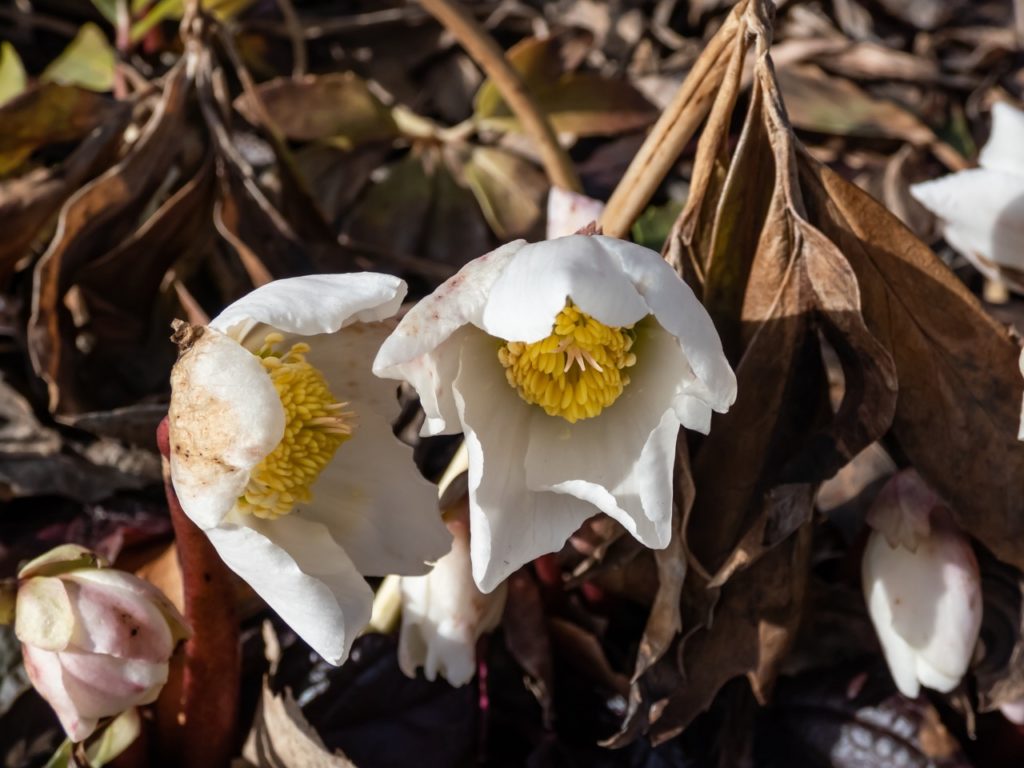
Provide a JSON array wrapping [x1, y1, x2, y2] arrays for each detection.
[[374, 235, 736, 592], [168, 274, 451, 665], [910, 102, 1024, 290], [399, 516, 507, 686], [14, 545, 189, 742], [546, 187, 606, 239], [861, 470, 983, 699]]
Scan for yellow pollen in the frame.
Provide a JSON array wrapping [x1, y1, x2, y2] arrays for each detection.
[[238, 333, 354, 519], [498, 302, 637, 423]]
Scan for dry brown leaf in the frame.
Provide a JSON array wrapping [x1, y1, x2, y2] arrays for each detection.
[[242, 682, 356, 768]]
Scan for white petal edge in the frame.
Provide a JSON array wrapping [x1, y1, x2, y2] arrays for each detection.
[[21, 645, 99, 742], [374, 241, 525, 436], [482, 235, 650, 342], [596, 235, 737, 414], [168, 328, 285, 529], [207, 515, 373, 665], [453, 330, 599, 593], [304, 323, 451, 576], [910, 169, 1024, 272], [979, 102, 1024, 177], [210, 273, 407, 342]]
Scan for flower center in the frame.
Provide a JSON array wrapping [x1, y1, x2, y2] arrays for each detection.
[[238, 333, 354, 519], [498, 301, 637, 423]]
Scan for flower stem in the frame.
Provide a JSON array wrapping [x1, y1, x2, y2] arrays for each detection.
[[417, 0, 582, 193], [155, 418, 239, 768], [600, 0, 749, 238]]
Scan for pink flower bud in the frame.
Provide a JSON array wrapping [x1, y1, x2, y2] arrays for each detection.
[[398, 521, 506, 686], [14, 545, 190, 742], [862, 470, 982, 698]]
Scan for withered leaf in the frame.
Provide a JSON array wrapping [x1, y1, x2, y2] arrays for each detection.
[[0, 83, 122, 176], [474, 36, 657, 137], [28, 61, 192, 414], [798, 150, 1024, 574], [233, 73, 399, 148], [462, 145, 546, 240]]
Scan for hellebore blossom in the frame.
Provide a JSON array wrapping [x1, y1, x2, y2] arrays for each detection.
[[399, 516, 507, 686], [168, 274, 451, 665], [910, 102, 1024, 290], [13, 545, 189, 742], [861, 470, 983, 699], [374, 235, 736, 592]]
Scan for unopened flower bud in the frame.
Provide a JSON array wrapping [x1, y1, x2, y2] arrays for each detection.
[[398, 519, 506, 686], [862, 470, 982, 698], [14, 545, 190, 742]]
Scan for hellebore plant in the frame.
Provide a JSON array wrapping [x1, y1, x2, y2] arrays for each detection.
[[167, 274, 451, 665], [399, 513, 507, 686], [11, 545, 189, 742], [374, 234, 736, 592], [861, 470, 983, 699], [911, 102, 1024, 291]]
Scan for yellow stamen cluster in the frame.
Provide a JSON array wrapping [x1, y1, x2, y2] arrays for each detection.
[[498, 302, 637, 423], [238, 333, 354, 519]]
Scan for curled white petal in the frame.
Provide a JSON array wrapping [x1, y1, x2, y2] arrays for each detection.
[[210, 273, 407, 340], [482, 236, 650, 341], [373, 241, 525, 436], [208, 515, 373, 665]]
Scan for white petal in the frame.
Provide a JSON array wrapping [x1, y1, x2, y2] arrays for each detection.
[[21, 645, 99, 742], [398, 531, 504, 686], [596, 235, 737, 414], [482, 236, 650, 342], [453, 331, 597, 593], [168, 328, 285, 529], [546, 187, 606, 239], [15, 576, 75, 651], [373, 241, 525, 436], [523, 322, 687, 549], [862, 535, 922, 698], [303, 323, 451, 576], [914, 655, 960, 694], [207, 515, 372, 665], [910, 169, 1024, 272], [209, 273, 406, 340], [979, 102, 1024, 177]]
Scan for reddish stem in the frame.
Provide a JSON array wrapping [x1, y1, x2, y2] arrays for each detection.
[[156, 418, 240, 768]]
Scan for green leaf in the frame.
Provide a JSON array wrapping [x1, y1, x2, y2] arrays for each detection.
[[42, 23, 116, 93], [0, 83, 122, 176], [474, 36, 657, 137], [0, 43, 27, 107], [631, 199, 684, 252], [234, 73, 399, 148]]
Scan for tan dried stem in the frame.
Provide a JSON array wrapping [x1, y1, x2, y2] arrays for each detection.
[[601, 0, 750, 239], [417, 0, 582, 193]]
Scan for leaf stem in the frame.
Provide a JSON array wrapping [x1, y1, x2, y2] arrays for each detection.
[[417, 0, 581, 193], [601, 0, 749, 239]]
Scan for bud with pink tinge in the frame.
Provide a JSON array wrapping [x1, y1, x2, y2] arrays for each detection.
[[861, 470, 982, 699], [13, 545, 190, 742]]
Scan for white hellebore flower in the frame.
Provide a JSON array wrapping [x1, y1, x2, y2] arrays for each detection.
[[862, 470, 983, 699], [399, 517, 507, 686], [910, 102, 1024, 290], [168, 274, 451, 665], [14, 545, 189, 742], [373, 235, 736, 592]]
